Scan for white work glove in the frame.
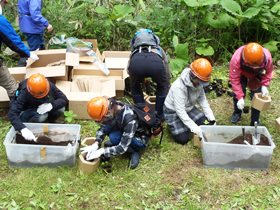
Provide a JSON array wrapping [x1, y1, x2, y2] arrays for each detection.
[[237, 98, 245, 110], [80, 142, 99, 155], [261, 86, 269, 97], [30, 52, 39, 61], [21, 128, 36, 141], [192, 125, 203, 139], [86, 148, 105, 161], [47, 24, 53, 32], [37, 103, 53, 115]]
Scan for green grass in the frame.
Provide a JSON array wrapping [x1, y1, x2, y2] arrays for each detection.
[[1, 66, 280, 209]]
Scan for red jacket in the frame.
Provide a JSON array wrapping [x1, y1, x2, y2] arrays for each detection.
[[229, 46, 273, 100]]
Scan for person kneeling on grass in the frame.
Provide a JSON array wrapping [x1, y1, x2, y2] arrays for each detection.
[[8, 73, 68, 142], [83, 96, 151, 169], [163, 58, 216, 145]]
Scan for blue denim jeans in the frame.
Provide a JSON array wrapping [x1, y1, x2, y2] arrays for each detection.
[[24, 33, 45, 51], [20, 107, 65, 123], [107, 130, 146, 152]]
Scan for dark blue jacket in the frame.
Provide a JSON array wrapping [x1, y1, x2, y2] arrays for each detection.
[[18, 0, 48, 34], [8, 80, 68, 131], [0, 15, 30, 58]]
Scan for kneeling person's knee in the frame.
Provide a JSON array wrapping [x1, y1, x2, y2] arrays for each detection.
[[173, 131, 191, 145]]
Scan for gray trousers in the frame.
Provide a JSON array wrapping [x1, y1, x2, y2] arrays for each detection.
[[0, 64, 18, 98]]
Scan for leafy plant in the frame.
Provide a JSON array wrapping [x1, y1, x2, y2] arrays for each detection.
[[64, 110, 77, 123], [169, 35, 189, 79], [195, 38, 214, 56]]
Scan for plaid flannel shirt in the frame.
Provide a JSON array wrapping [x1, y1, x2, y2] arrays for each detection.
[[96, 105, 138, 158]]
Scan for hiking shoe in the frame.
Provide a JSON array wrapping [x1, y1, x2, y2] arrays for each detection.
[[104, 141, 113, 148], [129, 152, 140, 169], [231, 112, 241, 124]]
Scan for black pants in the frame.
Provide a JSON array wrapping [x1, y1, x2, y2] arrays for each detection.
[[128, 52, 170, 118], [232, 76, 261, 125]]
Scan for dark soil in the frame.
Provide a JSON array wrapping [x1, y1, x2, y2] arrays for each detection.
[[15, 132, 74, 146], [228, 133, 270, 146]]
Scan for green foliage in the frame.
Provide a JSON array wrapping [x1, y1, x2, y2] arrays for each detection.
[[195, 38, 215, 56], [169, 36, 189, 78], [2, 0, 280, 63], [64, 110, 77, 123]]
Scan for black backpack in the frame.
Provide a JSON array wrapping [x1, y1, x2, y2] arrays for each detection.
[[129, 104, 163, 144], [130, 29, 160, 50]]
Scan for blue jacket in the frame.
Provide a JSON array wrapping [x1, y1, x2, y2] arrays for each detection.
[[0, 15, 30, 57], [18, 0, 49, 34], [8, 80, 69, 131]]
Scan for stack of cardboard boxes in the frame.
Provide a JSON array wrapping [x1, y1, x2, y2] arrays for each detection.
[[0, 39, 131, 119]]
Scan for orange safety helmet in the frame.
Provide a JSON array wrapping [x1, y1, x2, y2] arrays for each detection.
[[27, 73, 50, 99], [243, 42, 264, 66], [190, 58, 212, 82], [87, 97, 109, 121]]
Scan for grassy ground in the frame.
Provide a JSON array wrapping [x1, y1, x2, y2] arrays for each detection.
[[1, 66, 280, 210]]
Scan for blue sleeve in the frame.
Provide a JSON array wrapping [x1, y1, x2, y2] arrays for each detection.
[[29, 0, 49, 27], [0, 16, 30, 57]]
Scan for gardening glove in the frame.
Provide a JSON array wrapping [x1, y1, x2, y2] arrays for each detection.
[[261, 86, 269, 97], [47, 24, 53, 32], [37, 103, 53, 115], [29, 52, 39, 61], [21, 128, 36, 141], [206, 115, 216, 125], [86, 148, 105, 161], [192, 125, 203, 139], [208, 119, 216, 125], [80, 142, 99, 155], [237, 98, 245, 110]]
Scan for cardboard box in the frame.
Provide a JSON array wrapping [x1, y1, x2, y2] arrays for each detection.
[[25, 49, 80, 80], [276, 117, 280, 132], [78, 153, 100, 174], [193, 134, 201, 148], [102, 51, 131, 70], [251, 93, 271, 111], [145, 95, 156, 111], [8, 67, 26, 82], [81, 137, 96, 147], [79, 39, 102, 63], [56, 77, 115, 119], [0, 86, 9, 108], [72, 74, 126, 91], [79, 137, 100, 174]]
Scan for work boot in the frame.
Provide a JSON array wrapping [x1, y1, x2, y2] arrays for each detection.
[[129, 151, 140, 169], [104, 141, 113, 148], [231, 112, 241, 124]]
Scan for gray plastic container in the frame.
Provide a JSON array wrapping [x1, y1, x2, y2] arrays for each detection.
[[200, 125, 275, 170], [3, 123, 81, 167]]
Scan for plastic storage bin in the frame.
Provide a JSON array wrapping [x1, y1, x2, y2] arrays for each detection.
[[3, 123, 81, 167], [200, 125, 275, 170]]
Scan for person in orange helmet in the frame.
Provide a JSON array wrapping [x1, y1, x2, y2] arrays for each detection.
[[229, 42, 273, 125], [82, 96, 151, 169], [8, 73, 68, 141], [163, 58, 216, 145]]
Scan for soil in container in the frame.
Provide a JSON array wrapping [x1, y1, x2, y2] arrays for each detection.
[[15, 131, 75, 146], [228, 133, 270, 146]]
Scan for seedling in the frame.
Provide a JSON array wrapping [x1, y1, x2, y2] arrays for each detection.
[[64, 110, 77, 123]]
